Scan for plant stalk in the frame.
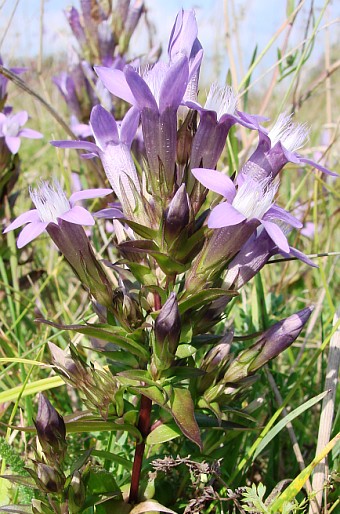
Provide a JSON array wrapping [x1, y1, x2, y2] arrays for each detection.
[[129, 394, 152, 504]]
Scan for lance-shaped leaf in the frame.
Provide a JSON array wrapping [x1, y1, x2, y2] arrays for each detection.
[[168, 386, 202, 450], [129, 500, 178, 514], [178, 288, 237, 315], [37, 319, 149, 360]]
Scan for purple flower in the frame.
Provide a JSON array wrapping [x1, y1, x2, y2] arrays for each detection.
[[51, 105, 140, 217], [192, 167, 301, 253], [185, 84, 260, 173], [0, 55, 26, 102], [95, 57, 190, 193], [0, 111, 42, 154], [3, 180, 112, 248], [241, 112, 337, 180], [223, 224, 317, 290]]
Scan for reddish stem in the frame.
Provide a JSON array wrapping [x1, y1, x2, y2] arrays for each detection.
[[129, 394, 152, 504]]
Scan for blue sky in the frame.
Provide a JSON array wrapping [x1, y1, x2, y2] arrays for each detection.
[[0, 0, 338, 85]]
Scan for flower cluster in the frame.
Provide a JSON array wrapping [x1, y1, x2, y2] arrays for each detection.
[[2, 8, 337, 510]]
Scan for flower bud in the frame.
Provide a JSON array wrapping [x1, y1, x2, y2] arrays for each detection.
[[164, 184, 190, 243], [155, 293, 181, 353], [34, 394, 66, 463], [30, 463, 65, 493], [152, 293, 181, 374], [197, 333, 233, 392], [223, 307, 313, 383], [68, 471, 86, 513]]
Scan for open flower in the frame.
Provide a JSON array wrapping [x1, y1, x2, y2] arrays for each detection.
[[51, 105, 140, 216], [3, 180, 112, 248], [0, 111, 42, 154], [242, 112, 337, 180], [192, 167, 302, 253]]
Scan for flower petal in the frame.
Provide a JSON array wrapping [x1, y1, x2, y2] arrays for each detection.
[[3, 209, 40, 233], [19, 128, 43, 139], [125, 65, 158, 111], [261, 219, 289, 253], [191, 168, 236, 201], [5, 136, 21, 154], [287, 246, 318, 268], [299, 157, 338, 177], [58, 205, 95, 225], [265, 204, 302, 228], [159, 55, 189, 112], [90, 105, 119, 149], [94, 207, 124, 219], [50, 140, 99, 154], [119, 106, 140, 147], [208, 202, 246, 228], [11, 111, 28, 126], [94, 66, 136, 105], [69, 188, 112, 205], [17, 222, 48, 248]]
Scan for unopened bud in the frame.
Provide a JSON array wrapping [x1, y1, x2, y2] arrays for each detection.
[[164, 184, 190, 243], [68, 471, 86, 513], [152, 293, 181, 374], [34, 394, 66, 462], [198, 333, 233, 392], [155, 293, 181, 353], [32, 463, 65, 493], [224, 307, 313, 383]]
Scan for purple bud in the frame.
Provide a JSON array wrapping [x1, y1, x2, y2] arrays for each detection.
[[30, 463, 65, 493], [198, 333, 233, 392], [223, 307, 313, 383], [155, 293, 181, 353], [249, 306, 313, 372], [164, 184, 190, 242], [34, 394, 66, 461]]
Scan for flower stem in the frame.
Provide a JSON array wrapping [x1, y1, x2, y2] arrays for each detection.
[[129, 394, 152, 504]]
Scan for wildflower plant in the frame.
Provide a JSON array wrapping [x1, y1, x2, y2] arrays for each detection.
[[1, 6, 338, 514]]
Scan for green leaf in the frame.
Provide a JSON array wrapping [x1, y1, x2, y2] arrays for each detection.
[[38, 319, 149, 360], [146, 422, 181, 445], [91, 450, 132, 471], [178, 288, 237, 315], [86, 468, 120, 496], [169, 387, 202, 450], [65, 420, 142, 441], [0, 506, 32, 514], [253, 390, 329, 460], [119, 219, 159, 240], [0, 376, 64, 404], [130, 385, 166, 406], [176, 343, 197, 358], [117, 369, 154, 386], [125, 262, 158, 286], [161, 367, 205, 380]]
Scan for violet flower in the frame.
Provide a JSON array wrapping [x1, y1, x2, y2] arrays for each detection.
[[192, 167, 301, 253], [0, 111, 42, 154], [185, 84, 261, 174], [241, 112, 337, 180], [51, 105, 140, 218], [3, 180, 112, 248], [95, 56, 190, 194], [223, 224, 317, 291]]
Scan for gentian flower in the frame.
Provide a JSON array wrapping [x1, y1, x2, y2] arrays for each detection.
[[241, 112, 337, 180], [95, 56, 190, 194], [223, 224, 317, 291], [192, 167, 301, 253], [0, 111, 42, 154], [3, 180, 112, 248], [51, 105, 140, 218], [185, 83, 260, 172]]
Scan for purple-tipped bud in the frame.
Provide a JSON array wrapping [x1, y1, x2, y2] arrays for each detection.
[[164, 185, 190, 243], [34, 394, 66, 462], [155, 293, 181, 353], [248, 306, 313, 372], [223, 307, 313, 383], [197, 333, 233, 392], [29, 463, 65, 493], [152, 293, 181, 375], [68, 471, 86, 513]]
